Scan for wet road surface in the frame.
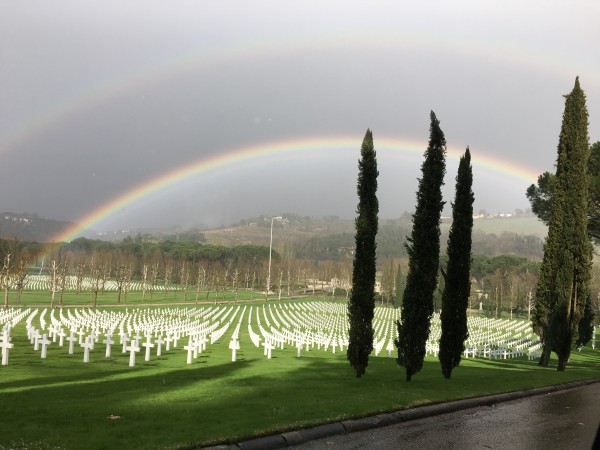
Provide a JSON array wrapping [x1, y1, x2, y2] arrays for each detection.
[[290, 382, 600, 450]]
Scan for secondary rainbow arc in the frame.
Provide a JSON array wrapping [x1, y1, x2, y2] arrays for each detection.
[[2, 31, 596, 159]]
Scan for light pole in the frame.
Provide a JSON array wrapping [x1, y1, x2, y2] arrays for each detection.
[[266, 216, 283, 300]]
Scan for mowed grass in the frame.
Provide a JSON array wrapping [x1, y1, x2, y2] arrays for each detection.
[[0, 298, 598, 449], [5, 288, 277, 308]]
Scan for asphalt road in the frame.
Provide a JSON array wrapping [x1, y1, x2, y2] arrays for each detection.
[[289, 382, 600, 450]]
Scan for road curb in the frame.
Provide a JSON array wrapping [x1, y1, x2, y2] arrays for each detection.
[[205, 378, 600, 449]]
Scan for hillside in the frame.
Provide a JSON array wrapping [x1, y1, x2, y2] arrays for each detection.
[[0, 211, 547, 259], [0, 213, 75, 242], [202, 215, 355, 247], [202, 215, 546, 245], [201, 214, 547, 259]]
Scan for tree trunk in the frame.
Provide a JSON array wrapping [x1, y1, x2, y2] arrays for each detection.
[[538, 341, 551, 367]]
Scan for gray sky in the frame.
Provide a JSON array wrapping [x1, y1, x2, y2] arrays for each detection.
[[1, 1, 599, 234]]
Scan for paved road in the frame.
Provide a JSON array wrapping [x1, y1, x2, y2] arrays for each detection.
[[289, 383, 600, 450]]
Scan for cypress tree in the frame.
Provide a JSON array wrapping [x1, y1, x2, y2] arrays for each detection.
[[347, 129, 379, 378], [576, 294, 595, 348], [439, 147, 474, 379], [396, 111, 446, 381], [533, 77, 592, 370], [395, 263, 405, 306]]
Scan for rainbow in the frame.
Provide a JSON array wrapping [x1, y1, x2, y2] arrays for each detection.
[[50, 135, 541, 243], [2, 30, 597, 159]]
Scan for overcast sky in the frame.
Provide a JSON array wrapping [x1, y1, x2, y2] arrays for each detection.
[[1, 1, 599, 233]]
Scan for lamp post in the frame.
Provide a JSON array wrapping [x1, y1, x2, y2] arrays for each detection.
[[266, 216, 283, 301]]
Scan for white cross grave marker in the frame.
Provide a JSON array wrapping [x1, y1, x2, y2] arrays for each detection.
[[127, 341, 140, 367], [39, 333, 51, 359], [33, 329, 42, 351], [229, 338, 240, 362], [386, 340, 395, 358], [121, 333, 130, 353], [142, 335, 154, 362], [81, 336, 94, 363], [164, 334, 173, 351], [156, 335, 164, 357], [183, 338, 194, 365], [67, 331, 77, 355], [103, 334, 114, 358], [77, 328, 86, 345], [1, 331, 14, 365], [57, 328, 66, 347], [263, 340, 274, 359]]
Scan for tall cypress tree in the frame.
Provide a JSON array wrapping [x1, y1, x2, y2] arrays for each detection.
[[439, 147, 474, 379], [396, 111, 446, 381], [347, 129, 379, 378], [395, 263, 405, 306], [533, 77, 592, 370], [532, 180, 565, 366], [576, 294, 595, 348]]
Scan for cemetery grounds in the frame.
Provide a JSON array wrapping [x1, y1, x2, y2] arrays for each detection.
[[0, 287, 598, 450]]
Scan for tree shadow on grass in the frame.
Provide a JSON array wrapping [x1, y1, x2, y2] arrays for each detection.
[[1, 347, 598, 449]]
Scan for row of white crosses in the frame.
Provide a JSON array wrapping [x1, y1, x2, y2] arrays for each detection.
[[2, 306, 237, 367], [251, 303, 543, 362], [1, 325, 14, 365], [17, 274, 168, 292], [182, 306, 243, 364], [228, 307, 246, 362], [463, 316, 540, 360], [1, 304, 551, 367], [252, 302, 352, 357], [0, 308, 31, 365], [372, 307, 400, 357]]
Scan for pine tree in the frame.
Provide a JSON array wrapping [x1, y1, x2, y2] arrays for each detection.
[[396, 111, 446, 381], [347, 129, 379, 378], [533, 77, 592, 370], [439, 147, 474, 379]]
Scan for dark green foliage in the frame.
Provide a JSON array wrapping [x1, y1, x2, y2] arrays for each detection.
[[526, 141, 600, 242], [526, 172, 556, 225], [533, 77, 592, 370], [347, 129, 379, 378], [439, 148, 474, 379], [576, 295, 595, 347], [395, 263, 405, 306], [293, 224, 410, 262], [396, 111, 446, 381]]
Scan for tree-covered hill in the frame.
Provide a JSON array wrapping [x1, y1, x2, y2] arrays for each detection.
[[0, 213, 74, 242]]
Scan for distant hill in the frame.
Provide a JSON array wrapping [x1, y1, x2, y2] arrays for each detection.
[[0, 212, 74, 242], [468, 216, 547, 239], [201, 214, 546, 260], [0, 211, 547, 259], [202, 214, 355, 247]]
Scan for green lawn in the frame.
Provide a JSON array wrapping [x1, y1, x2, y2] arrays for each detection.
[[0, 298, 598, 449], [4, 287, 287, 308]]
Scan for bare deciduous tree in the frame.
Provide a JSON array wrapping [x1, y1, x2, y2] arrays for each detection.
[[0, 253, 16, 309], [57, 256, 70, 307]]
